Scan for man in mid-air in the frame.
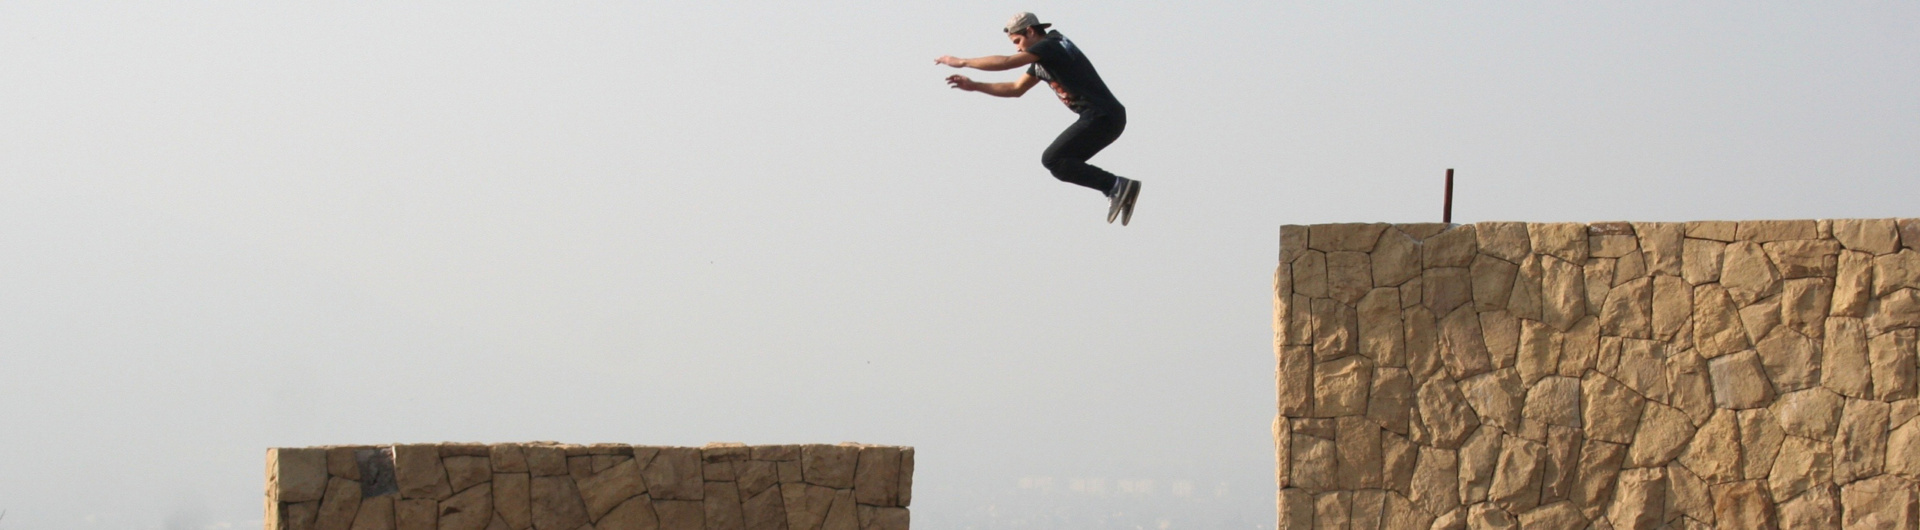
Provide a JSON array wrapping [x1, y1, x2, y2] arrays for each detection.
[[938, 12, 1142, 225]]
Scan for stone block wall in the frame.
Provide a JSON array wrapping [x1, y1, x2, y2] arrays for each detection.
[[1273, 219, 1920, 528], [265, 442, 913, 530]]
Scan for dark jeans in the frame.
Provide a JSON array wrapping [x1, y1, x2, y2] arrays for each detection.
[[1041, 108, 1126, 196]]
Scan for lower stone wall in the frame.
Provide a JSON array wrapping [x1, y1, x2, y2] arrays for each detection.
[[1274, 219, 1920, 528], [265, 442, 912, 530]]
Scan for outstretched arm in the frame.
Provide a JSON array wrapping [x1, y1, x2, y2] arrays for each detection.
[[935, 52, 1039, 71], [947, 73, 1041, 98]]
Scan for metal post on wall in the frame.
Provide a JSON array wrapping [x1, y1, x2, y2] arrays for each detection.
[[1444, 168, 1455, 224]]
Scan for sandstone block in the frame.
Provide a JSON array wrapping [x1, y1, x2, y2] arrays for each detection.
[[1432, 507, 1468, 530], [1653, 276, 1692, 341], [1309, 222, 1388, 252], [1583, 372, 1648, 444], [1679, 410, 1744, 484], [702, 482, 745, 530], [1327, 251, 1373, 305], [800, 445, 857, 489], [1412, 447, 1462, 517], [1529, 223, 1588, 263], [1477, 222, 1532, 262], [1590, 222, 1639, 257], [643, 447, 704, 501], [349, 495, 393, 530], [1418, 377, 1482, 449], [1358, 288, 1406, 367], [437, 483, 490, 530], [494, 473, 531, 530], [597, 496, 660, 530], [1559, 317, 1602, 377], [1440, 306, 1494, 379], [781, 484, 831, 530], [392, 445, 451, 501], [1467, 502, 1516, 530], [1279, 293, 1313, 346], [270, 448, 329, 503], [1739, 409, 1788, 481], [1540, 427, 1583, 504], [1518, 501, 1587, 529], [1481, 311, 1521, 370], [1770, 436, 1835, 503], [1687, 221, 1737, 242], [1779, 486, 1841, 529], [1460, 427, 1504, 504], [525, 445, 567, 477], [857, 506, 907, 530], [1743, 295, 1785, 345], [1313, 355, 1374, 417], [1633, 222, 1684, 275], [1669, 350, 1717, 425], [1827, 318, 1876, 399], [1277, 345, 1312, 416], [1406, 307, 1444, 381], [1368, 367, 1414, 435], [579, 459, 642, 522], [1313, 491, 1351, 530], [1710, 480, 1777, 530], [1293, 250, 1327, 298], [1290, 433, 1337, 492], [1839, 476, 1919, 530], [1684, 239, 1728, 286], [1724, 241, 1783, 305], [1490, 436, 1547, 512], [1835, 250, 1875, 318], [1835, 399, 1891, 484], [1541, 257, 1588, 331], [531, 476, 590, 530], [1462, 369, 1525, 432], [1711, 349, 1777, 409], [1695, 284, 1752, 358], [442, 456, 491, 496], [1274, 418, 1291, 489], [1737, 220, 1818, 242], [394, 498, 433, 530], [1667, 463, 1714, 526], [1904, 219, 1920, 251], [1350, 489, 1386, 530], [1473, 255, 1520, 313], [853, 446, 901, 507], [1522, 376, 1582, 428], [1782, 278, 1834, 340], [1873, 329, 1920, 401], [1311, 298, 1359, 360], [653, 499, 704, 530], [1373, 229, 1423, 287], [1608, 467, 1669, 530], [315, 477, 363, 530], [1834, 219, 1901, 255], [1424, 225, 1479, 268], [1516, 320, 1560, 386], [1281, 224, 1309, 264], [1774, 388, 1847, 441], [1337, 418, 1385, 490], [1757, 328, 1823, 393], [1509, 256, 1545, 322], [1574, 440, 1628, 521], [1766, 239, 1843, 279], [1426, 267, 1474, 317], [1877, 250, 1920, 296], [1618, 250, 1650, 286], [1586, 258, 1619, 317], [1888, 416, 1920, 479], [1871, 289, 1920, 333], [327, 446, 368, 480], [1629, 403, 1697, 468], [1277, 488, 1313, 530], [1380, 434, 1418, 498]]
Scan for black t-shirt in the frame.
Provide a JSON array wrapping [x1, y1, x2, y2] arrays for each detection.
[[1023, 31, 1123, 114]]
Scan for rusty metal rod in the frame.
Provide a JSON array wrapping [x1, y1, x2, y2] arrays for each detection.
[[1444, 168, 1454, 224]]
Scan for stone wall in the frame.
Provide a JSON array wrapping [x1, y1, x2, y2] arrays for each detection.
[[265, 442, 913, 530], [1273, 219, 1920, 528]]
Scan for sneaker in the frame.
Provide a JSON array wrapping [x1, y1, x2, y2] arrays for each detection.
[[1106, 178, 1130, 224], [1119, 179, 1142, 226]]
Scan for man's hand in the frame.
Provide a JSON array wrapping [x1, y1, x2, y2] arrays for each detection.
[[945, 75, 978, 91], [934, 56, 968, 68]]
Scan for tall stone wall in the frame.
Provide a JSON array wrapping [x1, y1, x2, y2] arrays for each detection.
[[1273, 219, 1920, 529], [265, 442, 913, 530]]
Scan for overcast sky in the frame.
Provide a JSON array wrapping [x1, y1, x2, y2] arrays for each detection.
[[2, 2, 1916, 529]]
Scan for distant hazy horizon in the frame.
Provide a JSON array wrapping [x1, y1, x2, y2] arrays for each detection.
[[2, 2, 1916, 529]]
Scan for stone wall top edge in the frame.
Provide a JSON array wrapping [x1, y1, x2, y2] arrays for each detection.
[[268, 441, 912, 451]]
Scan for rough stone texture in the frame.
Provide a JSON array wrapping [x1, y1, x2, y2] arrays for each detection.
[[267, 444, 910, 530], [1279, 220, 1920, 528]]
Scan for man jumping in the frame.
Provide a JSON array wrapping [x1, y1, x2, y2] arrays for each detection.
[[938, 12, 1142, 225]]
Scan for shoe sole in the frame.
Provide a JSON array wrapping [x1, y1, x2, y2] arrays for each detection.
[[1120, 181, 1142, 226]]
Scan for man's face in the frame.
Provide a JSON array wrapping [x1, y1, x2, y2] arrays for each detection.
[[1008, 30, 1033, 52]]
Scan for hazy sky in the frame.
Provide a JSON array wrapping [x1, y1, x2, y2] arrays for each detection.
[[2, 2, 1916, 529]]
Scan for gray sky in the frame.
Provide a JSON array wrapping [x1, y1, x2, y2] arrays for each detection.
[[1, 1, 1915, 528]]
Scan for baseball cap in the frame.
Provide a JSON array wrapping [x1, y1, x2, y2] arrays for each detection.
[[1004, 12, 1052, 34]]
